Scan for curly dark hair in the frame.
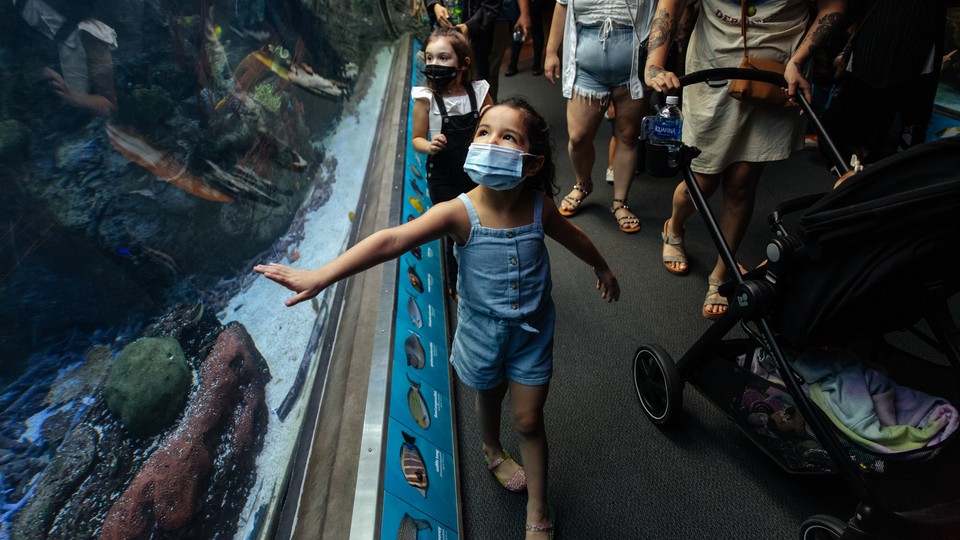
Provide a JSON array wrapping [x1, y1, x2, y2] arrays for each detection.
[[482, 97, 558, 197]]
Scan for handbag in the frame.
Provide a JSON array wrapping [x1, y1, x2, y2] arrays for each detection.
[[727, 0, 790, 108]]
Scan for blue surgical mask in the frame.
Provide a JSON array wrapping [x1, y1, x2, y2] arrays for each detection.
[[463, 143, 533, 190]]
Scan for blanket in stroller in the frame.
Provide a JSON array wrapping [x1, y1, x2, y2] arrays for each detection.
[[793, 348, 958, 454]]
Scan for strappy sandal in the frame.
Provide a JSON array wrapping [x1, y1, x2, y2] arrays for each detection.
[[703, 276, 728, 320], [558, 181, 593, 217], [661, 219, 689, 275], [611, 199, 641, 234], [525, 508, 555, 539], [484, 451, 526, 492]]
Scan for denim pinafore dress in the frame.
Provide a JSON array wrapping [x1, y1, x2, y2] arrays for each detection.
[[449, 192, 556, 390]]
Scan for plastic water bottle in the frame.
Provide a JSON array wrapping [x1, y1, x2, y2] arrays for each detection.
[[652, 95, 683, 168]]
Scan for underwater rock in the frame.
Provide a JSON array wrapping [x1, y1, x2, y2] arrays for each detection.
[[43, 345, 113, 408], [0, 119, 30, 164], [42, 406, 138, 540], [10, 424, 98, 540], [103, 337, 192, 436], [144, 301, 224, 371], [99, 322, 270, 540]]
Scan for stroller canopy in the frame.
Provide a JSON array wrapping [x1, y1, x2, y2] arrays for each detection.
[[778, 137, 960, 347]]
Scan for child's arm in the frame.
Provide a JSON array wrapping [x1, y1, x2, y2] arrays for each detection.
[[255, 200, 467, 306], [541, 194, 621, 302], [412, 97, 446, 155]]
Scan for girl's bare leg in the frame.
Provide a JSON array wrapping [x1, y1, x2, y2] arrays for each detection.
[[508, 379, 551, 538], [477, 382, 522, 479]]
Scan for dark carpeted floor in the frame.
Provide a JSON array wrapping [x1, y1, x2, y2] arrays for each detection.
[[452, 53, 865, 539]]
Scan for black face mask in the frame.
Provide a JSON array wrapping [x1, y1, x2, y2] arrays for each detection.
[[422, 65, 458, 89]]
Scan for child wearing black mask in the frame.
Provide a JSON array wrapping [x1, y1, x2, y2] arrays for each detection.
[[411, 27, 494, 296]]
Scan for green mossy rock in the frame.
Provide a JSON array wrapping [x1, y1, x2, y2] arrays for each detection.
[[104, 337, 192, 436]]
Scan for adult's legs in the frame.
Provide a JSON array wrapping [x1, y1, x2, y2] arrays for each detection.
[[508, 379, 551, 537], [704, 161, 765, 317], [529, 0, 545, 72], [477, 382, 524, 481], [487, 19, 513, 102], [558, 95, 605, 214], [507, 36, 522, 75], [609, 86, 648, 230], [663, 170, 722, 274]]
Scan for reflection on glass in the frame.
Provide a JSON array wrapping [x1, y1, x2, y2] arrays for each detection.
[[0, 0, 400, 536]]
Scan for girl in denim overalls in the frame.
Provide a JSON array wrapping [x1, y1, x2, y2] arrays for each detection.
[[256, 98, 620, 539]]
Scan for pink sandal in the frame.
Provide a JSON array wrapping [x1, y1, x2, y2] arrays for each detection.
[[525, 509, 555, 539], [485, 451, 527, 492]]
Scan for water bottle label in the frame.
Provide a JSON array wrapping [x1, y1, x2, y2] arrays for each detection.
[[653, 120, 682, 140]]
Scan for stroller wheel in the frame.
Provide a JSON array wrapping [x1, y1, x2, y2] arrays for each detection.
[[632, 344, 683, 425], [800, 515, 846, 539]]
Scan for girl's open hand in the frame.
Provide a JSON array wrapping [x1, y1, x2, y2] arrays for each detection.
[[594, 267, 620, 303], [253, 263, 326, 306]]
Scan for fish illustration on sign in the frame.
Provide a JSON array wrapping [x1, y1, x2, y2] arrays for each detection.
[[408, 163, 423, 180], [408, 196, 425, 214], [397, 513, 432, 540], [409, 176, 426, 199], [399, 431, 428, 497], [406, 374, 431, 429], [407, 294, 423, 328], [404, 332, 426, 369], [408, 264, 424, 293], [409, 244, 422, 260]]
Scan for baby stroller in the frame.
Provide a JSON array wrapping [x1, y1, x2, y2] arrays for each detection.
[[633, 68, 960, 539]]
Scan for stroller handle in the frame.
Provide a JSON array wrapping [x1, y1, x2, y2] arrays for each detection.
[[676, 68, 850, 175]]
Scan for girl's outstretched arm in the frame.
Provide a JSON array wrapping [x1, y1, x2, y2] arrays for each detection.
[[541, 194, 620, 302], [255, 200, 468, 306]]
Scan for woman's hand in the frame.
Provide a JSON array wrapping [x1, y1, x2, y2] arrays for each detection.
[[253, 263, 327, 307], [544, 53, 561, 83], [645, 65, 681, 94], [594, 266, 621, 303], [515, 14, 531, 41], [433, 4, 453, 27], [784, 60, 811, 107]]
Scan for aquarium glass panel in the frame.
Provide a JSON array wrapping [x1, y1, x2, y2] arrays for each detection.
[[0, 0, 403, 537]]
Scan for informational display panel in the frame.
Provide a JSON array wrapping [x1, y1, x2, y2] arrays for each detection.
[[377, 39, 461, 540]]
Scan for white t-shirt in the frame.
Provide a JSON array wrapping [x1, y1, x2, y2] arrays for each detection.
[[411, 80, 491, 139]]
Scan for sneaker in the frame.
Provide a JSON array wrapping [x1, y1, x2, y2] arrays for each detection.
[[605, 168, 614, 184]]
